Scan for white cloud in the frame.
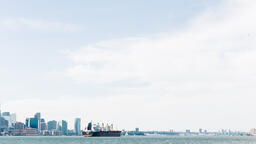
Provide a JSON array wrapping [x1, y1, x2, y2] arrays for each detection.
[[0, 18, 81, 32], [66, 0, 256, 89], [60, 0, 256, 130]]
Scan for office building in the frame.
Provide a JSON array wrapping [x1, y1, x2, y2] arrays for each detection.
[[34, 113, 41, 132], [0, 117, 8, 129], [74, 118, 81, 135], [26, 118, 39, 129], [41, 119, 47, 131], [25, 113, 42, 132], [57, 121, 62, 131], [61, 120, 68, 135], [15, 122, 25, 130], [2, 112, 16, 128], [47, 120, 57, 131]]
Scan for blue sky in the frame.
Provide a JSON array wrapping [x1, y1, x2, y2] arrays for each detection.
[[1, 0, 256, 131]]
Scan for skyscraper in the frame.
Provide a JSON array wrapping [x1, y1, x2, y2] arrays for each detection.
[[61, 120, 68, 135], [0, 117, 8, 129], [47, 120, 57, 131], [41, 119, 47, 131], [34, 113, 41, 132], [26, 118, 39, 129], [57, 121, 62, 131], [74, 118, 81, 136], [26, 113, 41, 132], [2, 112, 16, 128]]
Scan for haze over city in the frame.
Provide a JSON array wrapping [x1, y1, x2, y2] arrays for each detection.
[[1, 0, 256, 132]]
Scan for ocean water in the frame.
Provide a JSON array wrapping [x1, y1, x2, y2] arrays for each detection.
[[0, 136, 256, 144]]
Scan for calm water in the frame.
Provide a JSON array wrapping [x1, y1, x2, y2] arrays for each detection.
[[0, 136, 256, 144]]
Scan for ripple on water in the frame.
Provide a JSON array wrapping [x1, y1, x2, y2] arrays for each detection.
[[0, 136, 256, 144]]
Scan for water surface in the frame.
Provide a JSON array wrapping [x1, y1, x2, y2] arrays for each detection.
[[0, 136, 256, 144]]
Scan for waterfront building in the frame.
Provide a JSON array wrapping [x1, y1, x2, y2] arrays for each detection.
[[11, 127, 38, 136], [26, 118, 39, 129], [41, 123, 47, 131], [34, 113, 41, 132], [0, 117, 8, 129], [25, 113, 42, 132], [74, 118, 81, 135], [10, 114, 16, 127], [61, 120, 68, 135], [57, 121, 62, 132], [40, 119, 47, 131], [2, 112, 16, 128], [47, 120, 57, 131], [15, 122, 25, 130]]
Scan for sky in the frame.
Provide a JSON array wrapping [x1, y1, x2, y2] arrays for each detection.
[[1, 0, 256, 131]]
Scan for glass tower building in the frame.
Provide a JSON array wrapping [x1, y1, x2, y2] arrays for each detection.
[[74, 118, 81, 136]]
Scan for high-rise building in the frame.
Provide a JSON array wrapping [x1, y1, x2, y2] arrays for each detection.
[[10, 113, 16, 127], [2, 112, 16, 128], [47, 120, 57, 131], [41, 119, 47, 131], [57, 121, 62, 131], [0, 117, 8, 129], [25, 113, 41, 132], [26, 118, 39, 129], [61, 120, 68, 135], [34, 113, 41, 132], [74, 118, 81, 136]]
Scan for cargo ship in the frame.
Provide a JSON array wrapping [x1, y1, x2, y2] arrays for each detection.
[[82, 122, 121, 137]]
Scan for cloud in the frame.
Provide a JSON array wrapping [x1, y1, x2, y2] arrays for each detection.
[[60, 0, 256, 130], [0, 18, 81, 32], [66, 0, 256, 92]]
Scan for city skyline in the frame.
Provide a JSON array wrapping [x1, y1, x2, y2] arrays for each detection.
[[1, 106, 256, 133], [1, 0, 256, 131], [1, 108, 256, 135]]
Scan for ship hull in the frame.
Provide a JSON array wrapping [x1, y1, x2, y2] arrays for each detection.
[[82, 131, 121, 137]]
